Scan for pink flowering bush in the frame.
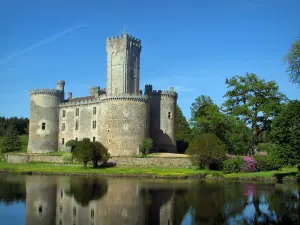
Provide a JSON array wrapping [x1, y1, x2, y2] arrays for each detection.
[[240, 156, 257, 172]]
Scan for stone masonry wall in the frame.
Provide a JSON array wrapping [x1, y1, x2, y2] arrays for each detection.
[[28, 91, 60, 153], [6, 154, 191, 168], [58, 103, 99, 150]]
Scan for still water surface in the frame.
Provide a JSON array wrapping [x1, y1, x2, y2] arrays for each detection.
[[0, 175, 299, 225]]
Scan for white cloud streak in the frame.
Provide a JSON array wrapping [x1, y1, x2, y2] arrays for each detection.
[[0, 22, 88, 65]]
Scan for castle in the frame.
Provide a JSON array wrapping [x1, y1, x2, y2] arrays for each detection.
[[27, 33, 178, 155]]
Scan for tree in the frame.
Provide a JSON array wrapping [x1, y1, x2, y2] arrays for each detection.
[[73, 138, 109, 168], [176, 105, 191, 153], [91, 141, 110, 167], [139, 138, 153, 156], [0, 127, 21, 153], [270, 100, 300, 168], [190, 95, 251, 155], [66, 177, 108, 206], [223, 73, 286, 155], [186, 133, 227, 170], [66, 139, 78, 153], [283, 37, 300, 86]]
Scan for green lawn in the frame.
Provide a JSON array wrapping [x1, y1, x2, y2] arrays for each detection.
[[0, 162, 297, 180]]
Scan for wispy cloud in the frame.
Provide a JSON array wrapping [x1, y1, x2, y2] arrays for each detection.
[[0, 22, 88, 65], [172, 85, 194, 92]]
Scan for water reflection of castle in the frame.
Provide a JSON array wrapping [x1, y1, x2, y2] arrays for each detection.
[[25, 176, 180, 225]]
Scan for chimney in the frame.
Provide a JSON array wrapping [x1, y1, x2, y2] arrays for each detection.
[[68, 92, 72, 100]]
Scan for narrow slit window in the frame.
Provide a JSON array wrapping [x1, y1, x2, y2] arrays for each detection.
[[168, 112, 172, 119], [62, 123, 65, 131], [39, 205, 43, 214], [145, 119, 148, 126], [73, 207, 76, 216], [91, 209, 94, 218], [42, 123, 46, 130], [62, 138, 65, 145], [93, 137, 95, 142]]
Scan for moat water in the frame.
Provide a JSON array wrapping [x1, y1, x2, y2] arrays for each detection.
[[0, 175, 299, 225]]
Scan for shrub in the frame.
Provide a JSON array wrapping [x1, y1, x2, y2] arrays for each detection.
[[139, 138, 153, 156], [62, 152, 73, 164], [240, 156, 257, 172], [258, 142, 277, 153], [223, 156, 243, 174], [91, 142, 110, 167], [253, 155, 280, 171], [186, 133, 227, 170], [0, 128, 21, 153]]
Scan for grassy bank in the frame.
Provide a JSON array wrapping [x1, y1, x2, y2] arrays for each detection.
[[0, 162, 298, 181]]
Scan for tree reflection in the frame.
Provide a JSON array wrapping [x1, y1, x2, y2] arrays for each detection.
[[65, 177, 108, 206], [0, 176, 26, 205]]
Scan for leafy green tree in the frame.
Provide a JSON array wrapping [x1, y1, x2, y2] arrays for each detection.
[[186, 133, 227, 170], [66, 177, 108, 206], [223, 73, 286, 155], [190, 95, 251, 155], [66, 139, 78, 153], [91, 141, 110, 167], [270, 100, 300, 168], [139, 138, 153, 156], [0, 127, 21, 153], [73, 138, 93, 168], [283, 37, 300, 86], [176, 105, 191, 153]]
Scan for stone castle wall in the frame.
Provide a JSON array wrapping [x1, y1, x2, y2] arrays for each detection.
[[98, 97, 150, 156], [28, 90, 60, 153], [6, 154, 192, 168], [150, 90, 177, 153]]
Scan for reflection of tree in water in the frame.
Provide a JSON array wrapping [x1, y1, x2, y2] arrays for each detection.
[[65, 177, 108, 206], [268, 186, 300, 225], [0, 176, 26, 205]]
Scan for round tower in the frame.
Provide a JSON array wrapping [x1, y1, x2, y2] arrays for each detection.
[[98, 95, 150, 156], [150, 88, 177, 153], [56, 80, 65, 102], [27, 89, 60, 153]]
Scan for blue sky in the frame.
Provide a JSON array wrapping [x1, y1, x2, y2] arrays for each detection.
[[0, 0, 299, 120]]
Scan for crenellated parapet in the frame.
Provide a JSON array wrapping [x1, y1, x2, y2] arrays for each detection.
[[59, 94, 149, 107], [106, 34, 141, 52], [29, 89, 61, 97], [151, 90, 178, 99]]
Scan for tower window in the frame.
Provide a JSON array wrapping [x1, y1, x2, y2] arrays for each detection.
[[39, 205, 43, 214], [76, 108, 79, 116], [145, 119, 148, 126], [93, 107, 97, 115], [75, 121, 79, 130], [62, 138, 65, 145], [92, 120, 96, 129], [91, 209, 94, 219], [168, 112, 172, 119], [62, 110, 66, 117], [62, 123, 65, 131], [42, 123, 46, 130], [73, 207, 77, 216], [93, 137, 95, 142]]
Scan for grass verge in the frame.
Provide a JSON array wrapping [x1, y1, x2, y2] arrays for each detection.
[[0, 162, 298, 182]]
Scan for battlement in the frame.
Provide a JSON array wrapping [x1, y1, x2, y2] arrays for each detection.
[[59, 94, 149, 107], [29, 89, 60, 97], [106, 33, 142, 51], [151, 89, 178, 99]]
